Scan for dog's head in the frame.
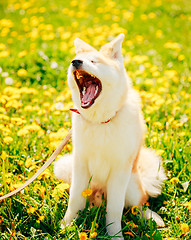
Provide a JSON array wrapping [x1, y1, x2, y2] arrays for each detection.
[[68, 33, 130, 123]]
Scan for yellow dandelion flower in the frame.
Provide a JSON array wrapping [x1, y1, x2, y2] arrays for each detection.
[[123, 11, 134, 21], [17, 160, 24, 166], [65, 144, 72, 151], [12, 183, 23, 189], [3, 86, 18, 96], [183, 202, 191, 211], [58, 128, 68, 136], [38, 129, 44, 137], [0, 43, 6, 50], [170, 177, 179, 184], [145, 233, 150, 238], [56, 95, 65, 102], [132, 55, 148, 64], [23, 123, 41, 132], [43, 102, 50, 108], [63, 102, 74, 111], [49, 128, 68, 141], [38, 169, 52, 179], [140, 14, 147, 21], [52, 183, 70, 198], [0, 107, 5, 113], [53, 110, 61, 115], [164, 70, 177, 79], [131, 205, 139, 215], [90, 232, 97, 238], [82, 188, 93, 197], [156, 29, 163, 38], [180, 223, 189, 233], [136, 35, 144, 43], [49, 140, 62, 149], [39, 186, 46, 199], [6, 100, 23, 109], [148, 12, 156, 19], [27, 207, 37, 214], [126, 221, 138, 228], [38, 109, 46, 115], [153, 121, 163, 129], [155, 98, 165, 106], [0, 50, 10, 58], [4, 136, 13, 143], [24, 105, 33, 112], [0, 114, 9, 121], [6, 178, 11, 184], [49, 87, 56, 94], [11, 117, 26, 126], [164, 41, 181, 51], [38, 216, 45, 221], [155, 149, 165, 156], [29, 165, 37, 171], [17, 69, 27, 77], [145, 202, 150, 207], [1, 151, 6, 161], [43, 91, 52, 97], [18, 50, 27, 58], [79, 232, 87, 240], [124, 231, 134, 237], [25, 158, 32, 168], [176, 216, 180, 221], [178, 54, 185, 61], [17, 128, 29, 136]]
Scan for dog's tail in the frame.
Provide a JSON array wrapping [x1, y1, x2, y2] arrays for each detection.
[[138, 147, 166, 197], [53, 154, 72, 184]]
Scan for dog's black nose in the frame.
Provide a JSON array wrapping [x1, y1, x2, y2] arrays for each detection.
[[71, 59, 83, 69]]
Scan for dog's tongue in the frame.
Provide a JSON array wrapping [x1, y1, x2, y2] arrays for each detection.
[[81, 84, 97, 108]]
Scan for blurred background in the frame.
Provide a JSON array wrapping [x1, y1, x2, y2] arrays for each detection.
[[0, 0, 190, 239]]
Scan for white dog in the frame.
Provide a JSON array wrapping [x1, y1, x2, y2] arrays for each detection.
[[54, 34, 166, 239]]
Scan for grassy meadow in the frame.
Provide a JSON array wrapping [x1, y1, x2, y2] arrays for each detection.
[[0, 0, 191, 239]]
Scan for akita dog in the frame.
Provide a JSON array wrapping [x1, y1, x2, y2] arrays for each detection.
[[54, 34, 166, 239]]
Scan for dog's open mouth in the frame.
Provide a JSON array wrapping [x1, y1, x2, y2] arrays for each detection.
[[73, 70, 102, 109]]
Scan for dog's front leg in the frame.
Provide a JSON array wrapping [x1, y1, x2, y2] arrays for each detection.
[[106, 168, 131, 240], [63, 156, 89, 227]]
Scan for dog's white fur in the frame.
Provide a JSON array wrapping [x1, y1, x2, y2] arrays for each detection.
[[54, 34, 166, 239]]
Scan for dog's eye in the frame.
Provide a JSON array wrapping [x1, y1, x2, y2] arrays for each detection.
[[91, 60, 97, 64]]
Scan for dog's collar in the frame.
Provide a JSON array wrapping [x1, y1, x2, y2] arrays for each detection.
[[70, 108, 111, 124]]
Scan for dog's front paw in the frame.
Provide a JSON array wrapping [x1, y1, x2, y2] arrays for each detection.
[[61, 210, 74, 229], [106, 224, 124, 240], [60, 219, 66, 229]]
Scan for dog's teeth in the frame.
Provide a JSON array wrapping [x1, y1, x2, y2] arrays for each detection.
[[95, 85, 98, 95], [82, 87, 86, 95]]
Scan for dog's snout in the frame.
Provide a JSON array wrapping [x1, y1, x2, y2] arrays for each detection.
[[72, 59, 83, 69]]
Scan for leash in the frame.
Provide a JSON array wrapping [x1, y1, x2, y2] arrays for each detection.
[[0, 129, 72, 201], [0, 108, 111, 201]]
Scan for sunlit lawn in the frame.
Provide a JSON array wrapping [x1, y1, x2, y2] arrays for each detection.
[[0, 0, 190, 239]]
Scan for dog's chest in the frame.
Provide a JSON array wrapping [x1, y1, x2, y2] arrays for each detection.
[[73, 118, 136, 184], [72, 101, 143, 184], [75, 123, 115, 184]]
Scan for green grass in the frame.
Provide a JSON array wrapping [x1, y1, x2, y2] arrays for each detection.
[[0, 0, 190, 239]]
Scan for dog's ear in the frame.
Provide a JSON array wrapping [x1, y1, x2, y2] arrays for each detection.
[[74, 38, 96, 54], [100, 33, 125, 60]]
